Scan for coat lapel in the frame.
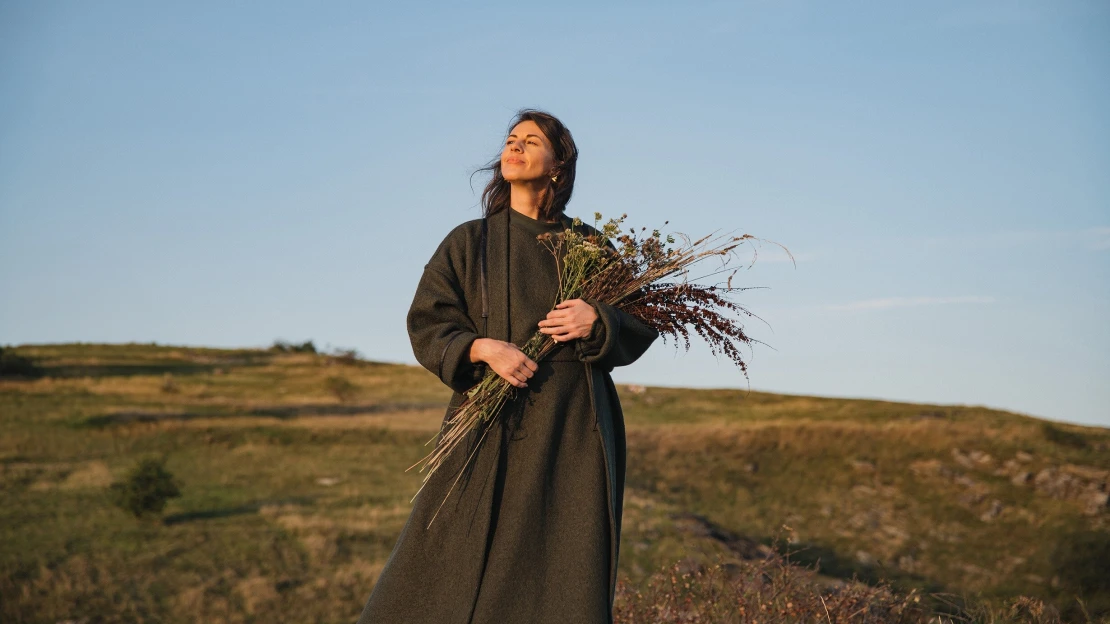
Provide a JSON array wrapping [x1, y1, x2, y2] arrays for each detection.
[[484, 208, 511, 343]]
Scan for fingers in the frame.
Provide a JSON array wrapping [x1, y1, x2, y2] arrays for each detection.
[[542, 327, 580, 342], [538, 318, 577, 335], [538, 317, 585, 341], [502, 366, 528, 388], [478, 340, 542, 388], [499, 351, 537, 388], [540, 309, 572, 324]]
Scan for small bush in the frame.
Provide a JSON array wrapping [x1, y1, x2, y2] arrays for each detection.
[[328, 347, 364, 366], [324, 375, 357, 403], [0, 346, 43, 378], [108, 457, 182, 519], [270, 340, 317, 354]]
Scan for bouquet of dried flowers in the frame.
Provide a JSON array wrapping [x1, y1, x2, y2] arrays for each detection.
[[408, 213, 785, 527]]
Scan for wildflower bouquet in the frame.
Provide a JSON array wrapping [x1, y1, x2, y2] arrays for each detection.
[[409, 213, 783, 526]]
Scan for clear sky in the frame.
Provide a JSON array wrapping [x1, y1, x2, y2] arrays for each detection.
[[1, 1, 1107, 427]]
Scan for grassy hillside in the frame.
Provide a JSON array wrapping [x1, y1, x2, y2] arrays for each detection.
[[1, 343, 1107, 623]]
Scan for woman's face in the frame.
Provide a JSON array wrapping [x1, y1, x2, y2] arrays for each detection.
[[500, 120, 556, 185]]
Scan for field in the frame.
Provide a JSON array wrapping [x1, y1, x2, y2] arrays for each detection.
[[1, 343, 1107, 623]]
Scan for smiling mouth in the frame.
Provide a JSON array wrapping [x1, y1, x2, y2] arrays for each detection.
[[505, 158, 525, 165]]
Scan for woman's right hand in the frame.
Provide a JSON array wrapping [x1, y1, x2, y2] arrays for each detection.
[[469, 338, 537, 388]]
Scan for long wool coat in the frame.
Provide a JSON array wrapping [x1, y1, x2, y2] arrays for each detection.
[[356, 208, 658, 624]]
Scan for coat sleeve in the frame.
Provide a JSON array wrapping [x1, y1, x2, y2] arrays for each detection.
[[406, 235, 487, 394], [574, 297, 659, 372]]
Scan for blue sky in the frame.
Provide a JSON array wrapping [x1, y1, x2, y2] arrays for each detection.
[[1, 1, 1107, 426]]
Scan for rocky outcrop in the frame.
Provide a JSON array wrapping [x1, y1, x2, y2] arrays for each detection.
[[1029, 466, 1110, 515], [912, 449, 1110, 520], [945, 448, 1110, 517]]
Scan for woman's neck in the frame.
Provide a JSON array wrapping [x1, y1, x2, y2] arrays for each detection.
[[508, 181, 554, 221]]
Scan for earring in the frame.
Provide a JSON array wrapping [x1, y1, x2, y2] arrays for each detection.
[[551, 175, 558, 183]]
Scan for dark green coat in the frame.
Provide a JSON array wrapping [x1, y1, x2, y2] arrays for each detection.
[[356, 208, 658, 624]]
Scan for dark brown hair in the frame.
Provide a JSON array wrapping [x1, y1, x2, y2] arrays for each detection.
[[476, 108, 579, 221]]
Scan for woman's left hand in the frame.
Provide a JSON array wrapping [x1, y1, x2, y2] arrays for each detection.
[[538, 299, 598, 342]]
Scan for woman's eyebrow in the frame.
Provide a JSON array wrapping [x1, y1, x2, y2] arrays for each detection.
[[507, 133, 545, 141]]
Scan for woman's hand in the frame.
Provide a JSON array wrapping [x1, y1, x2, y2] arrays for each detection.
[[469, 338, 538, 388], [538, 299, 598, 343]]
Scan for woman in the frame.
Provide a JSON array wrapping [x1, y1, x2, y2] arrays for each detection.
[[356, 109, 658, 624]]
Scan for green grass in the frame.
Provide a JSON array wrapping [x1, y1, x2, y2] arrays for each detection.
[[1, 343, 1107, 623]]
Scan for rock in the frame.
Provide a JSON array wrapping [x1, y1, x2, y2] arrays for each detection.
[[1015, 451, 1034, 462], [951, 448, 975, 469], [315, 477, 341, 487], [980, 499, 1004, 522], [910, 459, 943, 477], [849, 511, 882, 530], [1001, 459, 1020, 473], [968, 450, 993, 465], [953, 474, 979, 489], [850, 459, 876, 473], [1061, 464, 1110, 482], [882, 524, 909, 542], [1034, 467, 1076, 498], [960, 562, 990, 577], [1084, 491, 1109, 516], [1011, 471, 1033, 486], [851, 485, 876, 497], [744, 461, 759, 474], [856, 550, 875, 566], [897, 555, 916, 572], [626, 384, 647, 395]]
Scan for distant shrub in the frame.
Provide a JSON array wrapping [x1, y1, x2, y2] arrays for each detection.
[[271, 340, 317, 354], [161, 372, 178, 393], [328, 347, 364, 366], [324, 375, 357, 403], [108, 457, 182, 519], [1041, 422, 1088, 449], [0, 346, 43, 378]]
